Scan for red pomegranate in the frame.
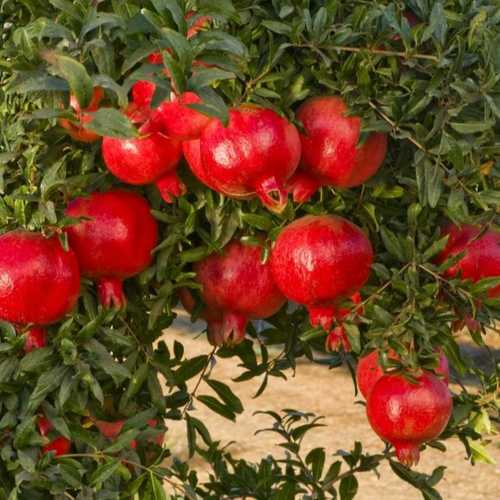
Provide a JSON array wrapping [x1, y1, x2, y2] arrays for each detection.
[[94, 418, 164, 448], [185, 10, 211, 39], [270, 215, 373, 334], [24, 327, 47, 353], [42, 436, 71, 457], [188, 239, 286, 346], [65, 190, 158, 309], [356, 349, 449, 399], [38, 416, 52, 437], [183, 105, 301, 212], [59, 86, 104, 143], [0, 231, 80, 327], [101, 117, 183, 204], [151, 92, 212, 140], [367, 372, 452, 466], [287, 96, 387, 202], [126, 80, 157, 124]]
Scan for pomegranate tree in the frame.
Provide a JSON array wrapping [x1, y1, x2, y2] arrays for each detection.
[[1, 1, 498, 499]]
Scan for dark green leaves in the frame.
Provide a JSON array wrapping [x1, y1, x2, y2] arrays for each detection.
[[86, 108, 138, 138]]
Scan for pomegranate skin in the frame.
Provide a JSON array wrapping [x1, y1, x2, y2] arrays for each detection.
[[183, 105, 301, 213], [65, 190, 158, 309], [356, 349, 449, 400], [289, 96, 387, 202], [42, 436, 71, 457], [101, 120, 183, 203], [0, 231, 80, 326], [59, 86, 104, 143], [192, 240, 286, 346], [438, 224, 500, 297], [151, 92, 212, 140], [367, 372, 452, 467], [270, 215, 373, 331], [24, 327, 47, 353]]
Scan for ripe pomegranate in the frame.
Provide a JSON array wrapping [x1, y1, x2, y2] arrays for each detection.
[[189, 239, 286, 346], [183, 106, 301, 213], [270, 215, 373, 334], [150, 92, 212, 140], [59, 86, 104, 143], [367, 372, 452, 466], [288, 96, 387, 202], [42, 436, 71, 457], [126, 80, 157, 124], [94, 418, 164, 448], [24, 327, 47, 353], [65, 190, 158, 309], [101, 118, 183, 203], [356, 349, 450, 399], [0, 231, 80, 327]]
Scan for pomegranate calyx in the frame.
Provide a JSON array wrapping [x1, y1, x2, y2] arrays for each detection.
[[97, 277, 126, 310], [393, 440, 421, 467], [207, 312, 247, 347], [325, 325, 351, 352], [287, 170, 321, 203], [155, 172, 187, 203], [255, 177, 288, 214], [307, 304, 336, 332], [24, 327, 47, 353]]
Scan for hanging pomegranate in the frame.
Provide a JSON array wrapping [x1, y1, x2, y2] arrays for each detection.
[[183, 105, 301, 213], [270, 215, 373, 335], [288, 96, 387, 202], [65, 190, 158, 309], [366, 372, 452, 467]]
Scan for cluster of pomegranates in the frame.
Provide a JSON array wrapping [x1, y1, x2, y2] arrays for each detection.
[[0, 190, 159, 457]]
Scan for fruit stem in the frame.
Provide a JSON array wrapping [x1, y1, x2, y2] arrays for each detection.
[[24, 327, 47, 352], [207, 312, 247, 346], [155, 171, 187, 203], [97, 277, 126, 309], [255, 177, 288, 214], [393, 440, 421, 467]]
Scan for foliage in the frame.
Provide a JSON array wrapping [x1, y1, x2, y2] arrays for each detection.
[[0, 0, 499, 498]]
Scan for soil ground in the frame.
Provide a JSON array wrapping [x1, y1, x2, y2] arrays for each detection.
[[162, 313, 500, 499]]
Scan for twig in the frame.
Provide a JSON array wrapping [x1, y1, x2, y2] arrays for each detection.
[[318, 44, 439, 62]]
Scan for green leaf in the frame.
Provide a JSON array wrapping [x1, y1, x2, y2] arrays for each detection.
[[197, 394, 236, 421], [343, 323, 361, 354], [189, 68, 236, 89], [149, 473, 167, 500], [174, 355, 208, 385], [305, 447, 325, 481], [85, 108, 138, 138], [449, 121, 495, 134], [90, 459, 121, 487], [49, 0, 82, 21], [205, 379, 243, 414], [339, 475, 358, 500], [42, 52, 93, 109], [19, 348, 53, 373], [261, 21, 292, 35]]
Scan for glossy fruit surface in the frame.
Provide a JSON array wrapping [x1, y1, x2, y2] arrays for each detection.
[[59, 86, 104, 143], [191, 239, 286, 346], [367, 372, 452, 467], [65, 190, 158, 308], [102, 125, 182, 185], [0, 231, 80, 326], [270, 215, 373, 332], [42, 436, 71, 457], [356, 349, 450, 399], [288, 96, 387, 202], [183, 105, 301, 213], [151, 92, 211, 140]]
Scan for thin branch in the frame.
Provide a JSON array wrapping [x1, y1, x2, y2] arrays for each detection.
[[320, 44, 439, 62]]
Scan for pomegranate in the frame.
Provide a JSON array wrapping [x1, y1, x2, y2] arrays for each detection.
[[183, 105, 301, 213], [150, 92, 212, 140], [185, 10, 211, 39], [367, 372, 452, 466], [270, 215, 373, 335], [24, 327, 47, 353], [356, 349, 450, 399], [42, 436, 71, 457], [65, 190, 158, 309], [101, 118, 183, 203], [0, 231, 80, 327], [288, 96, 387, 202], [94, 418, 164, 448], [126, 80, 157, 124], [38, 416, 52, 437], [59, 86, 104, 143], [189, 239, 286, 346]]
